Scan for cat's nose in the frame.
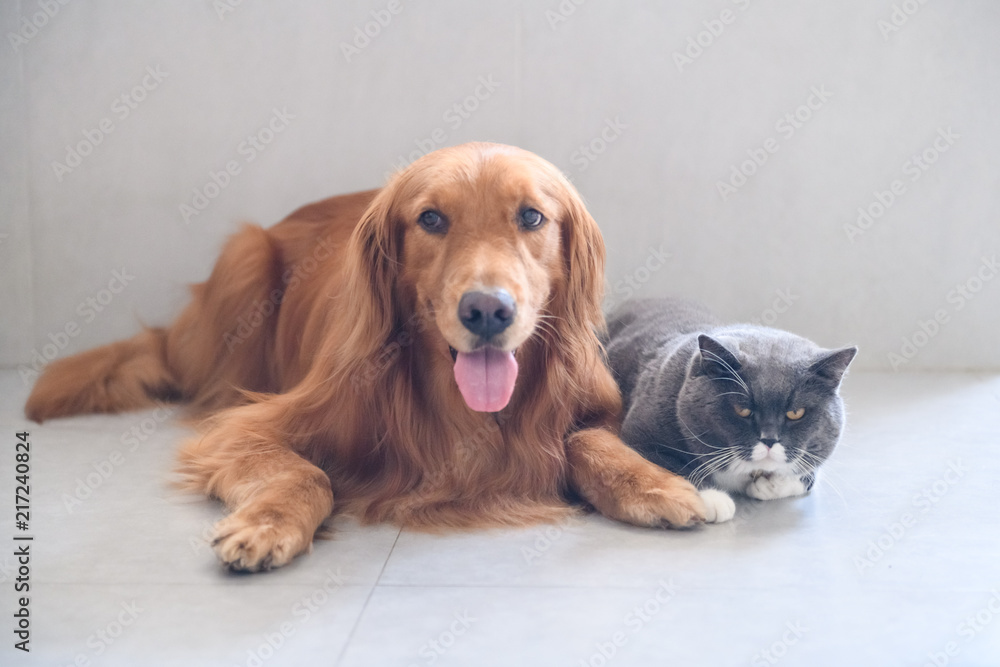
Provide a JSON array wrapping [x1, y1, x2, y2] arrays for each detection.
[[760, 438, 779, 448]]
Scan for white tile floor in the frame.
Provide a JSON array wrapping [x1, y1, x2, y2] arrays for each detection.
[[2, 370, 999, 666]]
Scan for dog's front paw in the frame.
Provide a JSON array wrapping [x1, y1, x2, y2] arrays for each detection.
[[612, 470, 706, 529], [699, 489, 736, 523], [745, 473, 807, 501], [211, 511, 313, 572]]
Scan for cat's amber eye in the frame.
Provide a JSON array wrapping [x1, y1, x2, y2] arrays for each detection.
[[735, 406, 752, 418], [786, 408, 806, 421]]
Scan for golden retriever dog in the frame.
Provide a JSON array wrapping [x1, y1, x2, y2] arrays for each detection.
[[26, 142, 704, 571]]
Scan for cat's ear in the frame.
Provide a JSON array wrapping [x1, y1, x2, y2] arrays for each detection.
[[808, 346, 858, 387], [695, 335, 742, 379]]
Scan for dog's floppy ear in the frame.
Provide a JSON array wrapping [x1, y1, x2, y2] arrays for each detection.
[[556, 181, 606, 333], [343, 185, 400, 354]]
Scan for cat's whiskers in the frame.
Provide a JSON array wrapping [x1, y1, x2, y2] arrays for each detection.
[[791, 452, 819, 478], [675, 431, 730, 451], [795, 450, 827, 475], [675, 413, 749, 487], [688, 448, 742, 488], [819, 475, 848, 506], [676, 414, 718, 452], [714, 391, 749, 399], [810, 461, 863, 500], [655, 443, 727, 459], [701, 349, 750, 395], [794, 451, 849, 506], [710, 377, 749, 398], [691, 456, 740, 488]]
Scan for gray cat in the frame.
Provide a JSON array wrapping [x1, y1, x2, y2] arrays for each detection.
[[605, 298, 857, 523]]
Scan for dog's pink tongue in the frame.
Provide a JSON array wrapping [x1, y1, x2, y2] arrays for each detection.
[[453, 348, 518, 412]]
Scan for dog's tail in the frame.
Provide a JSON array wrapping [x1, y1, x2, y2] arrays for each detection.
[[24, 327, 180, 422], [25, 224, 284, 423]]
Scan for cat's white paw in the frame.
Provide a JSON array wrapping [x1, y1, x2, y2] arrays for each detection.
[[746, 473, 807, 501], [699, 489, 736, 523]]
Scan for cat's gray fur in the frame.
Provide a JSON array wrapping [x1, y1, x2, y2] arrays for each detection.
[[605, 298, 856, 517]]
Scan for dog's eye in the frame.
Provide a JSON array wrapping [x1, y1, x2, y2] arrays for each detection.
[[418, 210, 448, 234], [519, 208, 545, 230]]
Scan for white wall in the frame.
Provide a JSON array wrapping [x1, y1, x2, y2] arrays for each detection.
[[2, 0, 998, 382]]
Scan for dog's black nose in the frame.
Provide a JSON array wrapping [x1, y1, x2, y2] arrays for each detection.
[[458, 290, 516, 339]]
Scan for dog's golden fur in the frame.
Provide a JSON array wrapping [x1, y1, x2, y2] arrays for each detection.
[[26, 143, 704, 571]]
